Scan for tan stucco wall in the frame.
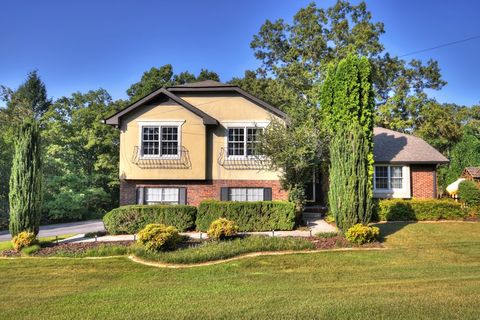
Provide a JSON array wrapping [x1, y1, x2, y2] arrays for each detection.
[[119, 92, 282, 181], [120, 101, 206, 180], [179, 92, 282, 180]]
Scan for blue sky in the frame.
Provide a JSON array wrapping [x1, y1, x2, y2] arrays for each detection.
[[1, 0, 479, 106]]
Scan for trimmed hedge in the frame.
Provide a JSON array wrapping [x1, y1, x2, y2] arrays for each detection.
[[103, 205, 196, 234], [376, 199, 465, 221], [196, 200, 296, 232]]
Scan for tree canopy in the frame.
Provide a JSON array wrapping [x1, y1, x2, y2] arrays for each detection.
[[126, 64, 220, 102]]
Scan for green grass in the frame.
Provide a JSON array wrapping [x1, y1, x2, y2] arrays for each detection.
[[134, 236, 315, 264], [0, 234, 76, 251], [0, 222, 479, 319]]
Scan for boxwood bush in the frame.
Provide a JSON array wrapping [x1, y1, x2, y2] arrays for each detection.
[[196, 200, 296, 232], [376, 199, 465, 221], [103, 205, 196, 234]]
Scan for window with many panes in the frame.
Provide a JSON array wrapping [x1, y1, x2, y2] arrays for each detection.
[[145, 188, 179, 204], [228, 188, 264, 201], [141, 125, 179, 157], [374, 166, 403, 190], [227, 127, 263, 157]]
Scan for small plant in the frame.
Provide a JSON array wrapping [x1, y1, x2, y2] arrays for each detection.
[[137, 224, 180, 252], [12, 231, 37, 251], [315, 232, 339, 239], [21, 244, 41, 256], [207, 218, 239, 240], [345, 224, 380, 245]]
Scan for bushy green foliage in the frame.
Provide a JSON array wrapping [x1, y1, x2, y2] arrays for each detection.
[[207, 218, 239, 240], [12, 231, 37, 251], [196, 201, 296, 232], [328, 124, 373, 232], [345, 224, 380, 245], [458, 181, 480, 206], [133, 236, 314, 264], [103, 205, 196, 234], [137, 224, 180, 252], [321, 54, 374, 232], [377, 199, 465, 221], [9, 118, 43, 236]]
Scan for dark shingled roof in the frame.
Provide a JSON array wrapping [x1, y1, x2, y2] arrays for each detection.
[[172, 80, 233, 87], [464, 167, 480, 178], [374, 127, 449, 164]]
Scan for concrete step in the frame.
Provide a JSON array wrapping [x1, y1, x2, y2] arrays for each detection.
[[302, 212, 324, 219], [303, 205, 327, 213]]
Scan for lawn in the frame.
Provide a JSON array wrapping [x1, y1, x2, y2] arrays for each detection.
[[0, 222, 479, 319], [0, 234, 76, 251]]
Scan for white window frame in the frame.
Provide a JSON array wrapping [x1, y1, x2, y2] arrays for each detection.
[[223, 121, 269, 160], [145, 187, 179, 205], [137, 121, 184, 160], [373, 165, 411, 199], [228, 188, 264, 202]]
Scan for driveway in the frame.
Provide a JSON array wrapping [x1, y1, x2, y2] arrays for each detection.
[[0, 220, 105, 241]]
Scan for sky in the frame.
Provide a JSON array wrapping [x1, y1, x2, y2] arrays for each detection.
[[1, 0, 479, 106]]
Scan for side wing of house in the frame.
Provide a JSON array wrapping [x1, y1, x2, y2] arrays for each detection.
[[373, 127, 449, 199], [105, 81, 288, 206]]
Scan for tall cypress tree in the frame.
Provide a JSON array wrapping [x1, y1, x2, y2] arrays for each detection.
[[320, 54, 375, 232], [9, 118, 43, 236]]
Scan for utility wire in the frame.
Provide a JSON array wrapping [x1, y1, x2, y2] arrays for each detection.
[[399, 34, 480, 57]]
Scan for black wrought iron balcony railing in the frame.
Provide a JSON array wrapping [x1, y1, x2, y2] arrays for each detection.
[[217, 147, 271, 170], [132, 146, 191, 169]]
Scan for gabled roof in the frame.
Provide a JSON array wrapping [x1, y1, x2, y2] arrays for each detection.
[[104, 80, 287, 126], [173, 80, 233, 88], [167, 81, 288, 119], [373, 127, 449, 164], [104, 88, 218, 126], [464, 167, 480, 178]]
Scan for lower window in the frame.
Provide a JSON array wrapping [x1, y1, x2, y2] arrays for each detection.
[[228, 188, 264, 201], [145, 188, 179, 204], [374, 165, 404, 190]]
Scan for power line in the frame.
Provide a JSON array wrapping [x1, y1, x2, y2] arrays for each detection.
[[399, 35, 480, 57]]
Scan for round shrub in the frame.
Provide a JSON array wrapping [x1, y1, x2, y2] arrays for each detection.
[[458, 180, 480, 207], [207, 218, 239, 240], [137, 224, 181, 252], [345, 224, 380, 245], [12, 231, 37, 251]]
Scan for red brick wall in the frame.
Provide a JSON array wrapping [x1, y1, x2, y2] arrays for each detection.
[[411, 164, 437, 198], [120, 179, 288, 206]]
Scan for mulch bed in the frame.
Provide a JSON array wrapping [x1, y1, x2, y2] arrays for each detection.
[[307, 236, 382, 249], [0, 236, 381, 258]]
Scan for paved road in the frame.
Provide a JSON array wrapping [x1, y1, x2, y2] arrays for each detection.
[[0, 220, 105, 241]]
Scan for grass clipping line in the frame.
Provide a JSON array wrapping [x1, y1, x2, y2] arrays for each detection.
[[128, 247, 386, 269]]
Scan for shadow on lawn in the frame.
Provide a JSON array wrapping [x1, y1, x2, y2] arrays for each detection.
[[372, 221, 415, 242]]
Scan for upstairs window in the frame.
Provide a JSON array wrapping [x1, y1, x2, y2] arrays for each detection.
[[374, 165, 403, 190], [227, 127, 263, 157], [141, 125, 179, 158]]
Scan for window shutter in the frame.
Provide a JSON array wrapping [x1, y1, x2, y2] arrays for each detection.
[[178, 188, 187, 205], [220, 187, 229, 201], [263, 188, 272, 201], [137, 187, 145, 204]]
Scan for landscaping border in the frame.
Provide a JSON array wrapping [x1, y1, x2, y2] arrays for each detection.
[[128, 247, 386, 268]]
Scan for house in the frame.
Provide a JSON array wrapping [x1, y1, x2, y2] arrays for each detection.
[[461, 167, 480, 185], [104, 80, 448, 206]]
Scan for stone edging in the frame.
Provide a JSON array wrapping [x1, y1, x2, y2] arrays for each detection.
[[128, 247, 386, 269]]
